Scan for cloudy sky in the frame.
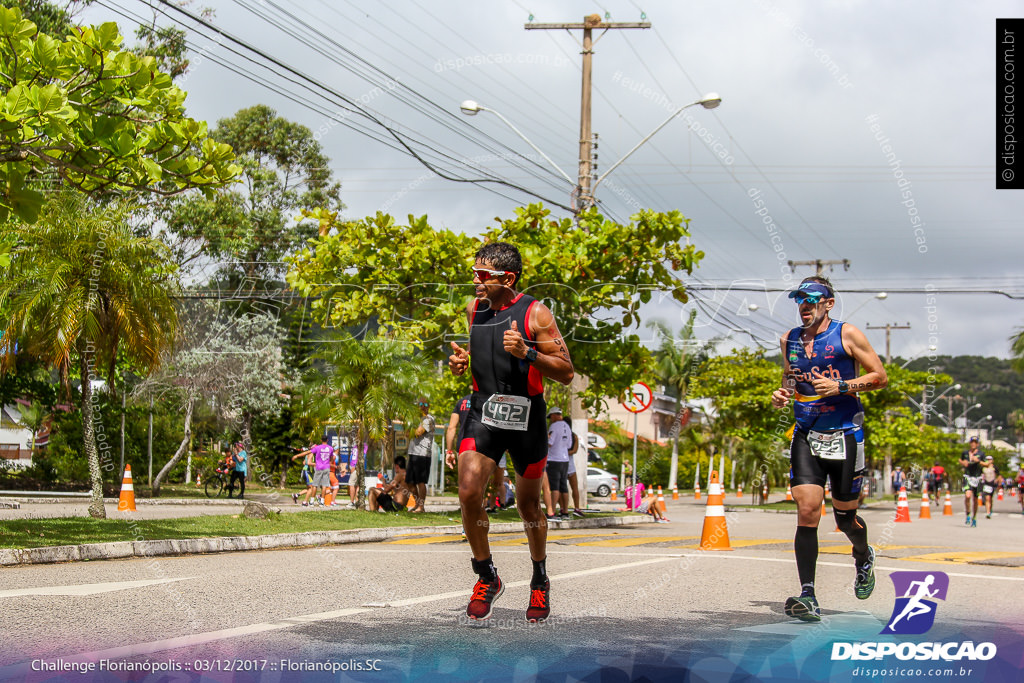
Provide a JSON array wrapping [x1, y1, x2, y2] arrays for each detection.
[[86, 0, 1024, 360]]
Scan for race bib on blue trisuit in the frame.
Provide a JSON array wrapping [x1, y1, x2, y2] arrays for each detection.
[[480, 394, 531, 432], [808, 430, 846, 461]]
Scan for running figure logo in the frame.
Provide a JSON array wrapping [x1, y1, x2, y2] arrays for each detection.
[[881, 571, 949, 635]]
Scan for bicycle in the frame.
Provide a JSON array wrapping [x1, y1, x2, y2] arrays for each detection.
[[204, 465, 231, 498]]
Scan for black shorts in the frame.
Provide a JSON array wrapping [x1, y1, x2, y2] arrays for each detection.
[[377, 492, 398, 512], [405, 455, 431, 486], [981, 482, 998, 498], [789, 428, 865, 502], [547, 460, 569, 493], [459, 396, 548, 479]]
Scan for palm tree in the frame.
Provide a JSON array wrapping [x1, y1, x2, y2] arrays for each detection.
[[0, 192, 178, 518], [312, 332, 427, 508], [648, 311, 718, 491], [14, 400, 49, 454]]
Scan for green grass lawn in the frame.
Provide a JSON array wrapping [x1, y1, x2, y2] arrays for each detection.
[[0, 508, 617, 550]]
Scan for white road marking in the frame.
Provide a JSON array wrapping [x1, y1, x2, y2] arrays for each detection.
[[22, 556, 677, 665], [0, 577, 194, 599]]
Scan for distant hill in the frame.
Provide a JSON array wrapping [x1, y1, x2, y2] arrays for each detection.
[[902, 355, 1023, 442]]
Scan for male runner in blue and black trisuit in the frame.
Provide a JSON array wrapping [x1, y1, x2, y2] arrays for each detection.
[[447, 242, 574, 622], [770, 276, 888, 622]]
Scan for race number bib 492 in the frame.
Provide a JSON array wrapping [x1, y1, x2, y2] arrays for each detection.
[[807, 430, 846, 461], [480, 394, 531, 432]]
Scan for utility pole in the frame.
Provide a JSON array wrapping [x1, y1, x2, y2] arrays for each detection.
[[525, 14, 650, 209], [787, 258, 851, 277], [865, 323, 911, 364]]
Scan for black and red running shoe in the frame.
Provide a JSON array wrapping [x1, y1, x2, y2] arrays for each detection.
[[466, 576, 504, 620]]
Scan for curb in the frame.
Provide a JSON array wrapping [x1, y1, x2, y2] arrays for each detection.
[[0, 513, 652, 567]]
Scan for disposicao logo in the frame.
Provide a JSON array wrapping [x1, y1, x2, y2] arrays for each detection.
[[882, 571, 948, 635], [830, 570, 997, 662]]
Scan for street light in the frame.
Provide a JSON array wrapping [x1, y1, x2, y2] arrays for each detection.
[[590, 93, 722, 196], [906, 382, 960, 425], [459, 100, 575, 185], [899, 345, 937, 369], [958, 402, 982, 441], [842, 291, 888, 320]]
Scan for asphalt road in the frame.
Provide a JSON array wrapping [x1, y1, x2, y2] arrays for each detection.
[[0, 496, 1022, 682]]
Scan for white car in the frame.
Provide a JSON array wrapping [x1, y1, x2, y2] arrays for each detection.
[[587, 467, 619, 498]]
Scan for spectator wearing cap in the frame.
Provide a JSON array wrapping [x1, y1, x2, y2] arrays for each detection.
[[545, 406, 573, 520], [406, 397, 436, 513]]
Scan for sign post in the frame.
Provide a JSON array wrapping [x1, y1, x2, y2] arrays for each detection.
[[621, 381, 653, 509]]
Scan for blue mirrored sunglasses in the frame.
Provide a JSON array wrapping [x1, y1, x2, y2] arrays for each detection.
[[792, 292, 824, 304]]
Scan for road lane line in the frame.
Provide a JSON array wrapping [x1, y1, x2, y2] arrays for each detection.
[[0, 577, 194, 599], [21, 556, 678, 666]]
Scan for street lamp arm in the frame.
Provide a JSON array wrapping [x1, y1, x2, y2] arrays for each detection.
[[461, 101, 575, 186], [592, 93, 721, 194]]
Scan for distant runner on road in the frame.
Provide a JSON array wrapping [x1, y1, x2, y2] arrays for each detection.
[[770, 276, 888, 623]]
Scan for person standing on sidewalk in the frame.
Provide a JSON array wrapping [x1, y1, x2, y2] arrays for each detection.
[[447, 242, 574, 623], [227, 442, 247, 499], [545, 407, 573, 520], [406, 398, 436, 513], [769, 276, 888, 623]]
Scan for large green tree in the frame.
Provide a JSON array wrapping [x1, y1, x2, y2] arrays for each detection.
[[0, 191, 178, 517], [0, 7, 238, 223], [160, 104, 342, 284], [287, 203, 704, 409]]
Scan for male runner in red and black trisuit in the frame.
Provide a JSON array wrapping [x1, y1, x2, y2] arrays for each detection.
[[447, 242, 574, 622], [770, 276, 888, 622]]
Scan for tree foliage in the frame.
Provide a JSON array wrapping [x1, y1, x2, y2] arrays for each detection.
[[0, 191, 178, 516], [287, 203, 704, 409], [160, 104, 342, 283], [0, 6, 238, 222]]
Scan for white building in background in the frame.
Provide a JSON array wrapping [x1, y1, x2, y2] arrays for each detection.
[[0, 403, 34, 468]]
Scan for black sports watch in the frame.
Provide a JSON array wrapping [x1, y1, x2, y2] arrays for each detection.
[[524, 347, 538, 363], [837, 379, 850, 394]]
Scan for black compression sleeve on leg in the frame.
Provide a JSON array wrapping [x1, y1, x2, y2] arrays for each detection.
[[472, 556, 498, 583], [833, 508, 869, 564], [794, 526, 818, 596]]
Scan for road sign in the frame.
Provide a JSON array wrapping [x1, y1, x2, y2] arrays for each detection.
[[621, 382, 653, 413]]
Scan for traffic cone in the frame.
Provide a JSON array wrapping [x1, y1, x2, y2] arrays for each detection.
[[657, 486, 666, 512], [117, 465, 136, 512], [824, 480, 832, 500], [821, 499, 828, 519], [610, 484, 617, 501], [1011, 486, 1017, 498], [324, 488, 334, 506], [919, 483, 931, 519], [998, 487, 1004, 501], [942, 490, 953, 516], [785, 482, 793, 502], [694, 481, 701, 501], [699, 471, 732, 551], [672, 484, 679, 500], [762, 481, 768, 504], [196, 472, 202, 487], [737, 483, 742, 499], [895, 485, 912, 523]]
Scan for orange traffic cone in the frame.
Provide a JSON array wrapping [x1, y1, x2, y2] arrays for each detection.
[[821, 499, 828, 519], [694, 481, 701, 501], [610, 484, 617, 501], [196, 472, 202, 487], [117, 465, 136, 511], [762, 481, 768, 504], [699, 471, 732, 551], [672, 484, 679, 500], [943, 490, 953, 516], [895, 485, 912, 522], [657, 486, 666, 512], [785, 483, 793, 502], [998, 487, 1004, 501], [824, 480, 832, 500], [919, 483, 931, 519], [737, 483, 743, 499], [1011, 487, 1017, 498]]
